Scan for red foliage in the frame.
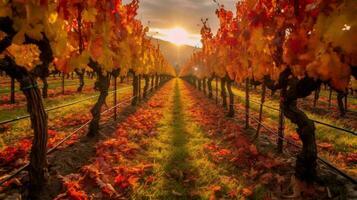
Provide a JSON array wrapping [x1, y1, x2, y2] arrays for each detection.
[[56, 83, 172, 197], [0, 139, 31, 167], [54, 174, 89, 200]]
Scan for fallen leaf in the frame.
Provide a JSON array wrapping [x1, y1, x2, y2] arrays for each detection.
[[242, 187, 253, 197]]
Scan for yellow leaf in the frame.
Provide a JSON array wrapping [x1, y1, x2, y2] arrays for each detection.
[[6, 44, 42, 71], [82, 8, 97, 22], [48, 12, 58, 24]]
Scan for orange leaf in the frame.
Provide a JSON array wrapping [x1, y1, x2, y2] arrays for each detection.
[[128, 175, 139, 186], [318, 142, 333, 150], [242, 187, 253, 197], [249, 144, 259, 156], [209, 185, 221, 192]]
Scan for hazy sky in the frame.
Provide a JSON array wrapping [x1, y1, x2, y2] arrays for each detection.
[[123, 0, 236, 47]]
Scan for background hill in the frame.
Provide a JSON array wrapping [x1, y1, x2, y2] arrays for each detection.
[[152, 38, 198, 73]]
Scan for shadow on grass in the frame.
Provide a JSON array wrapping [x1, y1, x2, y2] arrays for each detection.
[[161, 80, 198, 199]]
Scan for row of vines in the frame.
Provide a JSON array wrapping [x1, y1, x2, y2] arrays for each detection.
[[180, 0, 356, 184], [0, 0, 175, 198]]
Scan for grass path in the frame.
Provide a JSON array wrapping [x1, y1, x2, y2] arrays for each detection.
[[132, 79, 243, 199]]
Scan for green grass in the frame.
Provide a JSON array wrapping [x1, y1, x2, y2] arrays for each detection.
[[210, 80, 357, 154], [0, 83, 131, 121], [132, 80, 243, 199], [0, 84, 133, 147], [0, 78, 151, 148], [0, 78, 96, 94]]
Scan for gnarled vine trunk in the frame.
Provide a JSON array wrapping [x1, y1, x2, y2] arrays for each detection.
[[155, 74, 159, 89], [281, 73, 320, 182], [10, 77, 15, 103], [220, 77, 227, 108], [75, 69, 85, 92], [192, 77, 197, 88], [255, 83, 266, 139], [1, 57, 48, 199], [132, 73, 139, 106], [88, 61, 110, 137], [150, 75, 154, 92], [226, 77, 234, 117], [313, 86, 320, 108], [207, 76, 213, 99], [40, 76, 48, 98], [337, 91, 346, 116], [24, 78, 48, 199], [1, 20, 54, 197], [143, 75, 150, 98], [202, 78, 207, 95], [120, 76, 125, 83], [198, 78, 202, 91], [138, 74, 142, 101]]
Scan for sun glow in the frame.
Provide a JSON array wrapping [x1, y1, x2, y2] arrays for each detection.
[[165, 27, 190, 46], [149, 27, 201, 47]]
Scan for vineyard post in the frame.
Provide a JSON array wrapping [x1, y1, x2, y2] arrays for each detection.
[[61, 73, 65, 95], [207, 76, 213, 99], [155, 73, 159, 89], [277, 90, 285, 153], [221, 77, 227, 108], [198, 78, 202, 91], [344, 93, 347, 111], [132, 72, 138, 106], [203, 77, 207, 95], [245, 78, 250, 129], [114, 76, 117, 120], [143, 75, 149, 98], [226, 77, 234, 117], [313, 86, 320, 108], [328, 87, 332, 108], [10, 77, 15, 104], [255, 83, 266, 139], [193, 77, 196, 88], [138, 74, 142, 102], [150, 75, 154, 92], [337, 92, 345, 116], [215, 76, 218, 104]]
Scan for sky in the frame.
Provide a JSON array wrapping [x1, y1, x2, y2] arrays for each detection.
[[123, 0, 236, 47]]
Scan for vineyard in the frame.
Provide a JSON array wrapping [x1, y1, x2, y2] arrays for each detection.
[[0, 0, 356, 200]]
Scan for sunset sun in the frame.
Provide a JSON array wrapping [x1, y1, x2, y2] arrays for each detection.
[[163, 27, 190, 46]]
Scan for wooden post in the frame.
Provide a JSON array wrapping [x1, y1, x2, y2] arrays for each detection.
[[278, 90, 285, 153], [150, 75, 154, 92], [138, 75, 141, 101], [245, 78, 250, 129], [328, 87, 332, 108], [203, 78, 207, 95], [10, 77, 15, 104], [61, 73, 65, 95], [114, 76, 117, 120], [215, 77, 218, 104], [255, 83, 266, 139], [313, 90, 318, 108]]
